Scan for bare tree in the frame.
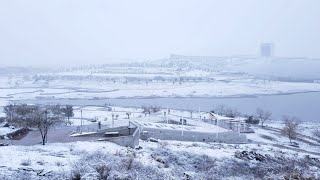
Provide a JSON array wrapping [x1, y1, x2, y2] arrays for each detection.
[[215, 105, 226, 116], [256, 108, 272, 127], [142, 106, 151, 114], [281, 116, 300, 143], [4, 104, 39, 127], [225, 108, 239, 118], [142, 105, 161, 114], [151, 106, 161, 113], [32, 106, 63, 145], [4, 104, 62, 145]]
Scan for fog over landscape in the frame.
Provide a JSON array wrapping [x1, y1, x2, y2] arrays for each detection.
[[1, 1, 320, 180], [0, 0, 320, 66]]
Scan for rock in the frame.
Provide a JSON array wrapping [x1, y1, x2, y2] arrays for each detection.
[[254, 153, 265, 161], [18, 167, 34, 171], [183, 172, 195, 180], [235, 151, 265, 161], [3, 122, 9, 127], [148, 138, 159, 143], [289, 142, 300, 148], [37, 169, 53, 176]]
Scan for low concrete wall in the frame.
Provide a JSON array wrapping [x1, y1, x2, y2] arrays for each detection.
[[102, 126, 133, 136], [141, 127, 247, 144], [101, 127, 140, 148], [71, 123, 140, 148]]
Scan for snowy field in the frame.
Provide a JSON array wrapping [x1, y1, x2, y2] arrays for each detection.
[[0, 105, 320, 179], [1, 58, 320, 122], [0, 138, 319, 179], [1, 57, 320, 102], [1, 79, 320, 100], [1, 58, 320, 179]]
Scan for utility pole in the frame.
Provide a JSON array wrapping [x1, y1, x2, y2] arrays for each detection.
[[45, 110, 48, 143], [112, 114, 114, 128], [166, 107, 169, 124], [112, 116, 114, 128], [181, 112, 184, 140], [80, 110, 83, 133]]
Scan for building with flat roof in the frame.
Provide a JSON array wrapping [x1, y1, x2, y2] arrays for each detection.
[[260, 43, 274, 57]]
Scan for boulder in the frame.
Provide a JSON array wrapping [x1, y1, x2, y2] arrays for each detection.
[[3, 123, 9, 127], [235, 151, 265, 161]]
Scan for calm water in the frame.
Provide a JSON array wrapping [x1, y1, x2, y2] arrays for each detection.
[[9, 91, 320, 122]]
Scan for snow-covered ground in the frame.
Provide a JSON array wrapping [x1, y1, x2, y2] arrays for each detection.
[[1, 57, 320, 102], [0, 105, 320, 179], [0, 127, 15, 136], [2, 78, 320, 100], [0, 138, 319, 179], [1, 58, 320, 179]]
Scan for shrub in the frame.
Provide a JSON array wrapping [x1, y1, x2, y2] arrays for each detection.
[[245, 116, 260, 124], [55, 161, 63, 166], [225, 108, 240, 118], [69, 150, 166, 180], [158, 141, 169, 148], [37, 160, 45, 165], [0, 171, 32, 180], [142, 105, 161, 114], [94, 164, 111, 179], [69, 144, 75, 152], [150, 147, 216, 174], [127, 156, 134, 170], [20, 159, 31, 166]]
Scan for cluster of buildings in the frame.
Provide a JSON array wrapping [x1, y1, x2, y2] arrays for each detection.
[[74, 111, 250, 148]]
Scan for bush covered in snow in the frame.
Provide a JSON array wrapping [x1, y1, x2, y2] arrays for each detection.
[[245, 116, 260, 125], [68, 150, 167, 180], [0, 141, 319, 180]]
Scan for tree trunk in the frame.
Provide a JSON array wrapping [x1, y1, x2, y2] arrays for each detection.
[[42, 135, 46, 145], [44, 128, 48, 143]]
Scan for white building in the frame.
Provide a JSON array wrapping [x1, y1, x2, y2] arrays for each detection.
[[260, 43, 274, 58]]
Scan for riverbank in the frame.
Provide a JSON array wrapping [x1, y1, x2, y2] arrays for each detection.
[[7, 91, 320, 122]]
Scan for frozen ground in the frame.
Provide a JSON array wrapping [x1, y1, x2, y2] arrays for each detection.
[[0, 106, 320, 179], [0, 58, 320, 179], [1, 56, 320, 103], [0, 137, 319, 179], [2, 80, 320, 100]]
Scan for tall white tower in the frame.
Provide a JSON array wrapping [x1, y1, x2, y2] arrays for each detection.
[[260, 43, 274, 58]]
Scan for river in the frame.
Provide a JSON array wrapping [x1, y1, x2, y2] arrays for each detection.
[[9, 91, 320, 122]]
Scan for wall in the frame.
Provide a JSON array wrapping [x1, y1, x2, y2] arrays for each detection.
[[100, 127, 139, 148], [72, 123, 140, 148], [140, 127, 247, 144]]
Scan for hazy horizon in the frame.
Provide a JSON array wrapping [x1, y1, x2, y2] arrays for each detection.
[[0, 0, 319, 67]]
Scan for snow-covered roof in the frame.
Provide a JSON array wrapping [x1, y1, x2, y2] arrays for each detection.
[[134, 121, 228, 133], [201, 112, 234, 121]]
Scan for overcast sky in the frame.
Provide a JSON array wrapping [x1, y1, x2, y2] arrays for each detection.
[[0, 0, 319, 67]]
